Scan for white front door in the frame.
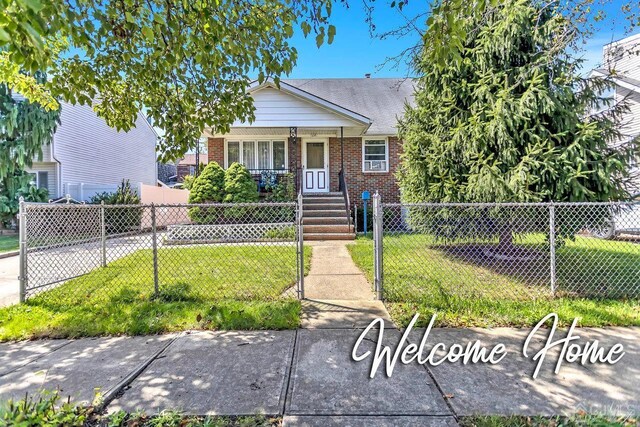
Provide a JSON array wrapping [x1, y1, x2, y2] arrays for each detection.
[[302, 140, 329, 193]]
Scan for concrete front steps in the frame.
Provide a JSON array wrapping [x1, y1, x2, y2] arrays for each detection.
[[302, 193, 355, 241]]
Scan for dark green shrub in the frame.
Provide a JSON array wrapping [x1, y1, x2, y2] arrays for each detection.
[[188, 162, 226, 223], [266, 173, 295, 202], [223, 163, 258, 203], [91, 179, 142, 234], [188, 162, 225, 203]]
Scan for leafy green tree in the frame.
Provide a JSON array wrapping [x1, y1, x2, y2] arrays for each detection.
[[398, 0, 638, 247], [224, 163, 259, 203], [1, 0, 336, 160], [0, 76, 60, 226]]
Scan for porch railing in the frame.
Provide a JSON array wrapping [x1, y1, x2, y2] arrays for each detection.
[[338, 169, 353, 232]]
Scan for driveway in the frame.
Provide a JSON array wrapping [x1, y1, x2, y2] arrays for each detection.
[[0, 255, 19, 307]]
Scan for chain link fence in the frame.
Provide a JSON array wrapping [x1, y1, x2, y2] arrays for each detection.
[[371, 196, 640, 302], [19, 201, 303, 303]]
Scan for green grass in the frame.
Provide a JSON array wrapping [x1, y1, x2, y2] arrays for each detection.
[[0, 235, 18, 253], [460, 414, 638, 427], [0, 245, 311, 341], [347, 235, 640, 328], [0, 391, 280, 426]]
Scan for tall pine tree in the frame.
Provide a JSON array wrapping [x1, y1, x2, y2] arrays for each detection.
[[398, 0, 638, 205]]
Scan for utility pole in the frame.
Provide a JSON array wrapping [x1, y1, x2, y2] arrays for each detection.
[[194, 139, 201, 177]]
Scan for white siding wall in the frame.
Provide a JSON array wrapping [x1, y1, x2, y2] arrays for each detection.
[[24, 162, 58, 198], [54, 101, 158, 199], [232, 87, 357, 128], [604, 34, 640, 81]]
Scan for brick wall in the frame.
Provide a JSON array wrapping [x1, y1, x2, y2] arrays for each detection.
[[207, 137, 224, 166], [329, 136, 402, 202], [207, 135, 402, 201]]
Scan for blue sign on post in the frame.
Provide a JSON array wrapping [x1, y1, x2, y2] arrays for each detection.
[[362, 191, 371, 236]]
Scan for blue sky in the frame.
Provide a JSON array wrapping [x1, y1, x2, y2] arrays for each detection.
[[286, 1, 635, 79]]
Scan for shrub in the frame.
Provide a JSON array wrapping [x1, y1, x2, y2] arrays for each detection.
[[188, 162, 225, 203], [263, 226, 296, 240], [223, 163, 258, 203], [188, 162, 226, 224], [181, 174, 195, 190], [266, 173, 296, 202], [91, 179, 142, 234]]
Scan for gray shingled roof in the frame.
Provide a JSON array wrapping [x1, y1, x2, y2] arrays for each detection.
[[283, 78, 415, 135]]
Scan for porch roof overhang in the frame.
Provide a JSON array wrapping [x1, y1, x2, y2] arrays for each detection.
[[205, 80, 373, 138]]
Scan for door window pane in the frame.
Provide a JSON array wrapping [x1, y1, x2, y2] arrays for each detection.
[[257, 141, 271, 169], [273, 141, 286, 170], [227, 141, 240, 165], [242, 141, 256, 169], [306, 142, 324, 169]]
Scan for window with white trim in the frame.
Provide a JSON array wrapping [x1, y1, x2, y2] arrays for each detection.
[[226, 140, 287, 170], [28, 171, 49, 189], [363, 139, 389, 172]]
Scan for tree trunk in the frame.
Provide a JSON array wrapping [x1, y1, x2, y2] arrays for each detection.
[[498, 227, 514, 253]]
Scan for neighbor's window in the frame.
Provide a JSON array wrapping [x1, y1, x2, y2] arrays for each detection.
[[226, 140, 287, 170], [363, 139, 388, 172], [28, 172, 49, 189]]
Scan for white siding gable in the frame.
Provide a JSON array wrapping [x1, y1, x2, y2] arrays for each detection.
[[232, 87, 363, 128], [54, 101, 158, 195], [604, 34, 640, 81]]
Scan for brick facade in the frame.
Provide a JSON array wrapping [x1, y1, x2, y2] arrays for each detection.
[[207, 135, 403, 202], [329, 136, 402, 202], [207, 137, 225, 166]]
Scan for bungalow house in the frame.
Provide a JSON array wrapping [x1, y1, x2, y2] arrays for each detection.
[[26, 100, 159, 201], [592, 33, 640, 193], [204, 77, 414, 239]]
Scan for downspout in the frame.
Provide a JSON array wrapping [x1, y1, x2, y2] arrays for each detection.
[[340, 126, 344, 171], [51, 134, 63, 199]]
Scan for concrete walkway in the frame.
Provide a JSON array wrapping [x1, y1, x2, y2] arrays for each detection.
[[304, 241, 373, 301], [0, 327, 638, 424]]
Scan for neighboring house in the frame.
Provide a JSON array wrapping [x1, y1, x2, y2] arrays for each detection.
[[26, 101, 159, 201], [205, 77, 414, 202], [176, 153, 208, 182], [592, 33, 640, 193], [158, 162, 178, 186]]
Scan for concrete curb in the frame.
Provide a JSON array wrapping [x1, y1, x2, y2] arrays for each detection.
[[0, 251, 18, 260]]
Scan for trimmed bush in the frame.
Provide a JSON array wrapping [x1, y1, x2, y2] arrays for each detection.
[[188, 162, 225, 203], [223, 163, 258, 203], [91, 180, 142, 234], [188, 162, 226, 224]]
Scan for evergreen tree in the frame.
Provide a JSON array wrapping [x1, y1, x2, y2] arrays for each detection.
[[399, 0, 637, 206]]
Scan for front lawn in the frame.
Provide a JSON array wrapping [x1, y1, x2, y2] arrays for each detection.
[[0, 235, 18, 253], [347, 235, 640, 328], [0, 245, 311, 341], [460, 414, 638, 427]]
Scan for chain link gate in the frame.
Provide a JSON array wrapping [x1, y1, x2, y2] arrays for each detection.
[[19, 199, 305, 303], [371, 194, 640, 302]]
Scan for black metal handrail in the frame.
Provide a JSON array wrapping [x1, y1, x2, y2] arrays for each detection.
[[338, 169, 353, 231]]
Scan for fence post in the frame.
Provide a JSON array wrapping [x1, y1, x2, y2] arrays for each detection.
[[100, 201, 107, 267], [151, 203, 159, 296], [373, 192, 383, 300], [18, 197, 27, 303], [549, 203, 556, 295], [297, 193, 305, 299]]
